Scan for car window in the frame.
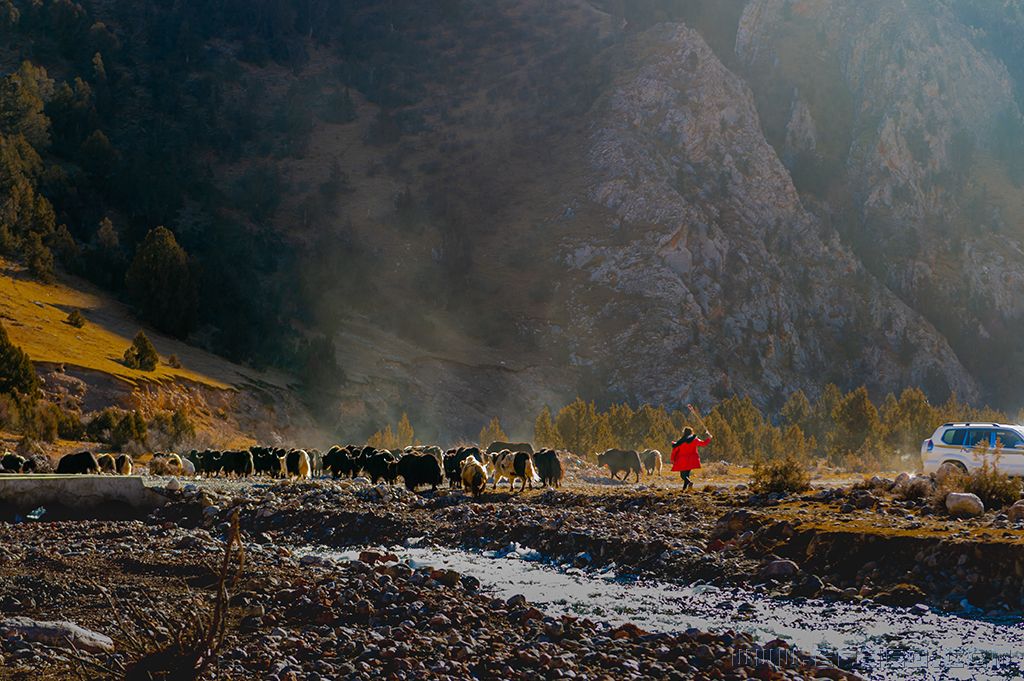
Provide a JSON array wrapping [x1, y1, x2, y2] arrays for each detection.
[[995, 429, 1024, 449], [965, 429, 993, 448], [941, 428, 966, 445]]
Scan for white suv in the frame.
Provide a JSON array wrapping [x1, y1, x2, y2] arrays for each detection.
[[921, 423, 1024, 475]]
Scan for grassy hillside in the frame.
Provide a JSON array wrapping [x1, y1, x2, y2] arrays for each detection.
[[0, 259, 292, 391]]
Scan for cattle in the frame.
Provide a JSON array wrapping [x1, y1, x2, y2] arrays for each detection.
[[397, 453, 443, 491], [443, 447, 480, 488], [597, 449, 642, 483], [96, 453, 116, 474], [307, 449, 324, 477], [251, 448, 278, 476], [115, 454, 133, 476], [57, 451, 100, 474], [180, 456, 196, 477], [363, 451, 398, 484], [491, 449, 538, 493], [486, 441, 535, 455], [197, 450, 224, 477], [422, 445, 444, 469], [279, 449, 311, 479], [460, 455, 488, 498], [323, 446, 349, 478], [184, 450, 202, 474], [222, 450, 254, 477], [534, 449, 564, 488], [1, 453, 27, 473], [165, 453, 184, 475], [640, 449, 663, 477]]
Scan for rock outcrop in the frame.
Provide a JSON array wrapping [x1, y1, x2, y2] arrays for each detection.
[[553, 21, 976, 409]]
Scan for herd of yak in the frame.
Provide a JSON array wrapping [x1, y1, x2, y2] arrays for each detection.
[[0, 442, 667, 496]]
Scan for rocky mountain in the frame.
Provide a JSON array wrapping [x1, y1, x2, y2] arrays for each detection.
[[324, 0, 1014, 437], [4, 0, 1024, 441]]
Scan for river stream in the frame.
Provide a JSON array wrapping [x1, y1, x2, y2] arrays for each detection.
[[309, 544, 1024, 680]]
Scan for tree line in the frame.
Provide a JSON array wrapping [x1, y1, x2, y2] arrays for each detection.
[[526, 386, 1011, 470]]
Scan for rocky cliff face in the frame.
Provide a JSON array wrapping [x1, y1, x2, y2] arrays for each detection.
[[314, 0, 1024, 437], [734, 0, 1024, 402], [549, 21, 977, 412]]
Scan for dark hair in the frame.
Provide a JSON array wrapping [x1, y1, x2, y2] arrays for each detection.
[[673, 427, 696, 448]]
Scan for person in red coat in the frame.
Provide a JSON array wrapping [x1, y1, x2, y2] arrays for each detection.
[[671, 426, 712, 490]]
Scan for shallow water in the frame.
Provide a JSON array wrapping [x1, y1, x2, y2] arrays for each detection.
[[312, 544, 1024, 680]]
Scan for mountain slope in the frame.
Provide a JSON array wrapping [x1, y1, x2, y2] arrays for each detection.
[[3, 0, 1022, 441], [0, 260, 314, 445]]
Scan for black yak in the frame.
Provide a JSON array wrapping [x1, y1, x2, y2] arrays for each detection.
[[534, 449, 564, 488], [397, 453, 442, 492], [56, 451, 100, 474]]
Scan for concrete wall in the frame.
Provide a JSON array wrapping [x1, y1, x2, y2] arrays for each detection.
[[0, 475, 170, 511]]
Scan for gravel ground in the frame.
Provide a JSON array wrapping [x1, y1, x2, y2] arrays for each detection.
[[1, 463, 1017, 679], [0, 515, 853, 680]]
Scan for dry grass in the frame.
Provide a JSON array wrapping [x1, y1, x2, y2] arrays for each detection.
[[0, 260, 291, 391]]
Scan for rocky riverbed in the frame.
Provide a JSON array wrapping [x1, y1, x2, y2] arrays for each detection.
[[147, 467, 1024, 615], [0, 518, 853, 680], [2, 466, 1023, 679]]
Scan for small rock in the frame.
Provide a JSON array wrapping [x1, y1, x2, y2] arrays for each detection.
[[760, 559, 799, 580], [1006, 499, 1024, 523], [946, 492, 984, 518]]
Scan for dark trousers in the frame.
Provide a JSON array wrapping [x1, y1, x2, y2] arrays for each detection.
[[680, 470, 692, 488]]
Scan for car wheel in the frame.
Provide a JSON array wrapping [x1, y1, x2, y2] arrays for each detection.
[[944, 460, 969, 474]]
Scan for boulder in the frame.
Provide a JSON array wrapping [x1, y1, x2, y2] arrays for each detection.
[[945, 492, 984, 518], [850, 492, 876, 509], [874, 583, 927, 606], [0, 617, 114, 653], [790, 573, 823, 598], [711, 509, 759, 539], [902, 475, 934, 500], [935, 462, 964, 486], [760, 559, 799, 580], [1006, 499, 1024, 523]]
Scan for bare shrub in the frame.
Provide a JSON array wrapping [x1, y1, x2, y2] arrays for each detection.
[[703, 460, 731, 477], [76, 511, 244, 680], [751, 455, 810, 495], [964, 449, 1020, 510], [931, 448, 1021, 511]]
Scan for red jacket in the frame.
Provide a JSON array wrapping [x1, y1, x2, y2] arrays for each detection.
[[671, 435, 711, 471]]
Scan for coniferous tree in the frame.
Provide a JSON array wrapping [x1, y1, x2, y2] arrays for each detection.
[[0, 321, 37, 396], [555, 398, 614, 458], [478, 417, 507, 449], [123, 330, 158, 371], [534, 406, 563, 449], [396, 413, 415, 447], [23, 231, 54, 281], [125, 227, 197, 338]]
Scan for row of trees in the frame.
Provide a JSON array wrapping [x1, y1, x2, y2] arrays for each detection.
[[523, 386, 1013, 471], [363, 383, 1014, 472]]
